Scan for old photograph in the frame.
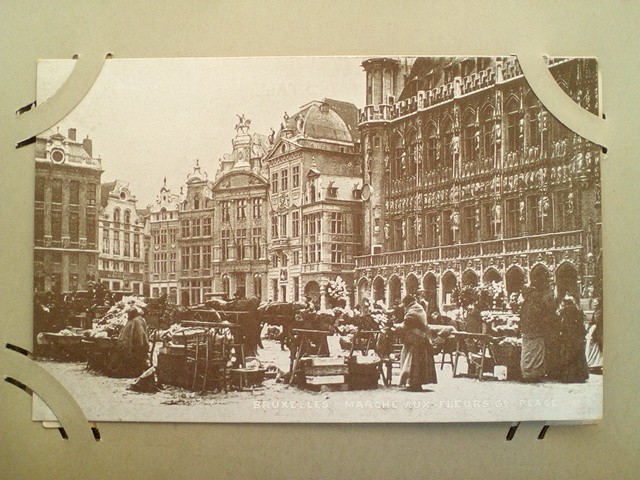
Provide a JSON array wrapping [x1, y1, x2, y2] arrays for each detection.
[[31, 56, 603, 423]]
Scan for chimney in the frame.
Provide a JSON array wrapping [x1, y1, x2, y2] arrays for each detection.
[[83, 135, 93, 157], [68, 128, 77, 141]]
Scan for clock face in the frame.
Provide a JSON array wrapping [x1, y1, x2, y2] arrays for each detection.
[[51, 149, 65, 164], [361, 183, 372, 201]]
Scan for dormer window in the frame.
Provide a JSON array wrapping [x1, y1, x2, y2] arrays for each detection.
[[327, 185, 338, 198]]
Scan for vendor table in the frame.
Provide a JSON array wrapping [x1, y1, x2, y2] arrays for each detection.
[[289, 328, 332, 384], [451, 332, 496, 381]]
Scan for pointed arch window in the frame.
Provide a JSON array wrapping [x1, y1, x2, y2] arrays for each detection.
[[462, 111, 478, 162]]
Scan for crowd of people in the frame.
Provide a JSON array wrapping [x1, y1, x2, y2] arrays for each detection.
[[519, 283, 602, 383]]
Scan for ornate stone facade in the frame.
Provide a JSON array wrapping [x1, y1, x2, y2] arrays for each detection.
[[264, 100, 363, 308], [355, 57, 602, 311], [98, 180, 146, 294], [34, 128, 102, 293]]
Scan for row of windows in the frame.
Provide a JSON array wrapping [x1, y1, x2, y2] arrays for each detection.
[[271, 166, 300, 194], [389, 100, 562, 179], [154, 208, 177, 221], [387, 191, 578, 250], [220, 228, 263, 261], [220, 198, 263, 222], [100, 259, 141, 273], [181, 245, 213, 271], [272, 244, 345, 265], [153, 252, 177, 274], [101, 231, 141, 257], [181, 218, 213, 238], [35, 178, 97, 206], [153, 228, 178, 246], [34, 208, 97, 245]]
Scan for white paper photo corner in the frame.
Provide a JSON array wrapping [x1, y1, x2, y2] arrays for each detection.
[[15, 52, 112, 149], [515, 53, 609, 150], [1, 345, 98, 443]]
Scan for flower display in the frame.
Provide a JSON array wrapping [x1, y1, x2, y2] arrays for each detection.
[[326, 276, 348, 308]]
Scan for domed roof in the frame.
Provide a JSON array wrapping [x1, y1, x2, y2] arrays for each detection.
[[301, 102, 353, 143]]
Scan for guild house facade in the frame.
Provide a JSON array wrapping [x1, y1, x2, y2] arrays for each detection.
[[210, 117, 270, 301], [264, 100, 363, 308], [34, 128, 102, 294], [355, 56, 602, 311], [98, 180, 146, 294], [148, 179, 181, 303]]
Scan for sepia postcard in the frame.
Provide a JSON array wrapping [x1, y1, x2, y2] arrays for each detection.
[[31, 56, 603, 423]]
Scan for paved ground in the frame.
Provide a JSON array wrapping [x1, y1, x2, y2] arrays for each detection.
[[34, 337, 602, 424]]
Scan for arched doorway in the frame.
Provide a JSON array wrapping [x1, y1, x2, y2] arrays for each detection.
[[442, 271, 458, 306], [423, 273, 438, 314], [389, 275, 402, 307], [357, 277, 370, 306], [373, 276, 385, 303], [304, 281, 321, 307], [529, 264, 551, 289], [556, 262, 579, 299], [405, 274, 419, 295], [461, 269, 479, 287], [482, 267, 502, 285], [505, 265, 525, 294]]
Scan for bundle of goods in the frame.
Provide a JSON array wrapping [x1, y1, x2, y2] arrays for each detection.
[[85, 296, 148, 339], [481, 311, 520, 337], [346, 353, 382, 390], [156, 323, 238, 390], [298, 356, 348, 391], [491, 336, 523, 380]]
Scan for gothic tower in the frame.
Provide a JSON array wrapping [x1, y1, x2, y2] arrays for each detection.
[[359, 58, 410, 253]]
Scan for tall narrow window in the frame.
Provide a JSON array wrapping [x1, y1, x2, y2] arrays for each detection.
[[292, 211, 300, 237], [506, 98, 523, 153], [292, 166, 300, 188], [237, 199, 247, 219], [271, 172, 278, 194], [69, 181, 80, 205], [482, 106, 495, 158], [252, 198, 262, 219], [330, 212, 344, 234], [281, 169, 288, 191], [221, 201, 230, 222], [426, 124, 438, 171]]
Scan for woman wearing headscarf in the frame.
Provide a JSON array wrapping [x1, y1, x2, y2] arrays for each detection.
[[397, 295, 437, 391], [114, 308, 149, 377], [519, 286, 548, 382], [585, 298, 603, 373], [557, 295, 589, 383]]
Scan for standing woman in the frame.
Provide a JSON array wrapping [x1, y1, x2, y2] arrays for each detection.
[[519, 286, 548, 382], [585, 298, 603, 373], [557, 295, 589, 383], [397, 295, 437, 391]]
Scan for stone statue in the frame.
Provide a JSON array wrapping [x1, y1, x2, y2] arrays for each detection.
[[235, 114, 251, 135]]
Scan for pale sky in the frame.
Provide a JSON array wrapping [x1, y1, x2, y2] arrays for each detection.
[[37, 57, 368, 207]]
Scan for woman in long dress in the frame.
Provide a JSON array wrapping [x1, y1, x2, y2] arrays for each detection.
[[557, 295, 589, 383], [397, 295, 437, 391], [519, 286, 549, 382], [585, 298, 603, 373]]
